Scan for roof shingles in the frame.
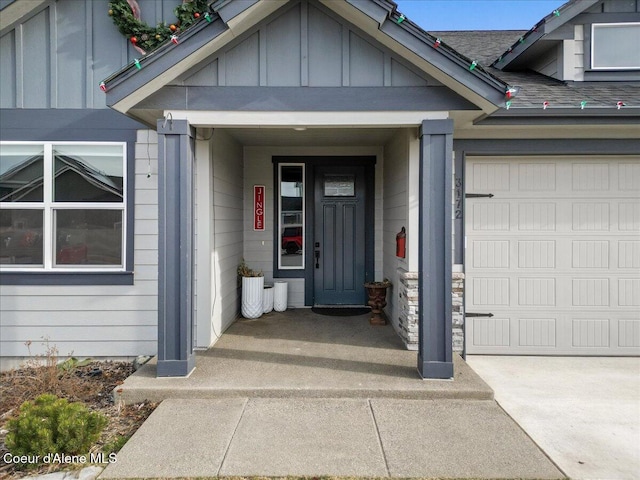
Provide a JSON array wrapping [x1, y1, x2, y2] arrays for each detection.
[[429, 30, 640, 109]]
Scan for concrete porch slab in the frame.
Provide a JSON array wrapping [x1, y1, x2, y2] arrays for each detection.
[[114, 310, 492, 403]]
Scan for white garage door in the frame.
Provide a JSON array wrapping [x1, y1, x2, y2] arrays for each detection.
[[465, 156, 640, 355]]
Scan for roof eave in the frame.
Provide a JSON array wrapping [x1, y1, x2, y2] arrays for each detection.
[[476, 107, 640, 125], [493, 0, 600, 70]]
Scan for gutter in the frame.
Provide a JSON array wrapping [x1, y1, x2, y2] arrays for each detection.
[[476, 106, 640, 125]]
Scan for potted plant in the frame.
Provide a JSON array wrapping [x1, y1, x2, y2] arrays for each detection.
[[364, 279, 392, 325], [238, 259, 264, 319]]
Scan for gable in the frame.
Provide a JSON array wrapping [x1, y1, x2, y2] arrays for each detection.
[[104, 0, 512, 120], [496, 0, 640, 82], [170, 1, 439, 88]]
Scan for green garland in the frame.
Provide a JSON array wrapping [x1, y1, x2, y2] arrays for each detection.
[[108, 0, 210, 54]]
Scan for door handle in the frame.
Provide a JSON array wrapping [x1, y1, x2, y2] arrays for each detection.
[[315, 249, 320, 268]]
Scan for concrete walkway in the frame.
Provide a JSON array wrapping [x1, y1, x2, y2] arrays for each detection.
[[100, 312, 564, 479], [100, 397, 563, 479], [467, 356, 640, 480]]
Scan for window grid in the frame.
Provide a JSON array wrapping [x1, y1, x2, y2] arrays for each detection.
[[0, 142, 127, 272]]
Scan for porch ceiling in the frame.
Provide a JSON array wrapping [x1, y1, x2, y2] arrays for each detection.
[[221, 126, 402, 146]]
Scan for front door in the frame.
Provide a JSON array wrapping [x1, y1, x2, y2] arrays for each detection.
[[313, 165, 366, 305]]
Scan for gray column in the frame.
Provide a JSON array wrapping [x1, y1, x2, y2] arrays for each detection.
[[157, 119, 196, 377], [418, 119, 454, 379]]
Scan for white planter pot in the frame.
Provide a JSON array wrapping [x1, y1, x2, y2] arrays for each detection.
[[241, 276, 264, 318], [273, 281, 288, 312], [263, 284, 274, 313]]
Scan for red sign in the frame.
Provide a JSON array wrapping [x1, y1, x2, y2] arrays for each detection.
[[254, 185, 265, 231]]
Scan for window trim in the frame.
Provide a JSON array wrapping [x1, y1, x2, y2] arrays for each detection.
[[1, 141, 128, 273], [590, 22, 640, 71]]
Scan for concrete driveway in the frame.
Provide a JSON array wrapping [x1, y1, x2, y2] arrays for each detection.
[[466, 356, 640, 480]]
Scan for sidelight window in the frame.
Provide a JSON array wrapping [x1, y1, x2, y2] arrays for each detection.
[[277, 164, 304, 270]]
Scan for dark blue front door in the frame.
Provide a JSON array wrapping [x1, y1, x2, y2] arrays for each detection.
[[313, 165, 366, 305]]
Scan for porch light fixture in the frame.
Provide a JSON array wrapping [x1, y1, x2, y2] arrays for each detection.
[[293, 127, 307, 131]]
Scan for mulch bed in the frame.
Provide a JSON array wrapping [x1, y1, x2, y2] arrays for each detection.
[[0, 358, 156, 479]]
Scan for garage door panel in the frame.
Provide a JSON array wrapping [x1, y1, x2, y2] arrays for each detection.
[[518, 203, 557, 231], [619, 202, 640, 231], [518, 240, 556, 268], [466, 156, 640, 356], [618, 319, 640, 347], [618, 278, 640, 306], [518, 163, 556, 191], [618, 163, 640, 191], [518, 278, 556, 306], [618, 241, 640, 268]]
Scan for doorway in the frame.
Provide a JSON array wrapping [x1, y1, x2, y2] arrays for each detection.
[[313, 164, 368, 305]]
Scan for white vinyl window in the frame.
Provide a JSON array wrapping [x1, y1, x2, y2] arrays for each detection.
[[277, 163, 304, 270], [591, 23, 640, 70], [0, 142, 127, 271]]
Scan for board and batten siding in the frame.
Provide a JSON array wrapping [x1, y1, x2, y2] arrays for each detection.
[[172, 0, 437, 88], [0, 0, 183, 109], [0, 130, 159, 360]]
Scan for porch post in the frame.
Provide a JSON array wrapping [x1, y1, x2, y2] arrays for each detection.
[[156, 118, 196, 377], [418, 119, 454, 379]]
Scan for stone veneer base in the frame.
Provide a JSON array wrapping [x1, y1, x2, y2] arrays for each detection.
[[396, 268, 464, 353]]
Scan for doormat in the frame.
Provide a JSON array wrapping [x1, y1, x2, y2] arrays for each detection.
[[311, 307, 371, 316]]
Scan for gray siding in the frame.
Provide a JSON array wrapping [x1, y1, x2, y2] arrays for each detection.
[[0, 129, 158, 358], [211, 130, 244, 335], [174, 0, 438, 88], [0, 0, 184, 109], [382, 130, 410, 332], [534, 0, 640, 81], [532, 46, 559, 79]]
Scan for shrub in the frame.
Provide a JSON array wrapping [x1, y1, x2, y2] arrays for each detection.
[[6, 394, 108, 464]]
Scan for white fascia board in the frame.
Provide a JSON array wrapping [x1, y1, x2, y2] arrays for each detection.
[[166, 110, 449, 127]]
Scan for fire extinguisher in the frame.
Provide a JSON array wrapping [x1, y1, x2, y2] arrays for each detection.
[[396, 226, 406, 258]]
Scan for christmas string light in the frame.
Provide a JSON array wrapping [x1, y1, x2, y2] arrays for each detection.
[[171, 35, 179, 44], [500, 101, 636, 111], [553, 9, 560, 17], [134, 59, 141, 69], [434, 38, 441, 48], [397, 14, 405, 24], [99, 82, 107, 92], [469, 61, 478, 71]]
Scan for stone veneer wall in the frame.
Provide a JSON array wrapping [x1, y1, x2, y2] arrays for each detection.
[[396, 268, 464, 353]]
